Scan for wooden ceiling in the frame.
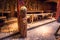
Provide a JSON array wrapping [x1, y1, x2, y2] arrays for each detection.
[[46, 0, 58, 2], [0, 0, 58, 3]]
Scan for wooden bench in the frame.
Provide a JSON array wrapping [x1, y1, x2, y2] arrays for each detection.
[[26, 13, 53, 23], [27, 14, 38, 23], [0, 16, 6, 32], [0, 16, 6, 20]]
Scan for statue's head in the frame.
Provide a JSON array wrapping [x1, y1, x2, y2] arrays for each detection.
[[20, 6, 27, 18], [20, 6, 27, 12]]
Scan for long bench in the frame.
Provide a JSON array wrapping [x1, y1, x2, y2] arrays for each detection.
[[0, 16, 6, 20], [0, 16, 6, 32], [26, 13, 53, 23], [0, 16, 6, 26]]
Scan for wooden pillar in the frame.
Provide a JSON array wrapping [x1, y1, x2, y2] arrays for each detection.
[[56, 0, 60, 20], [2, 0, 5, 16], [10, 0, 15, 18], [10, 5, 15, 17], [17, 0, 27, 38]]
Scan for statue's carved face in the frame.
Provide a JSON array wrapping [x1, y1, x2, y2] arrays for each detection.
[[20, 6, 27, 18], [20, 10, 26, 18]]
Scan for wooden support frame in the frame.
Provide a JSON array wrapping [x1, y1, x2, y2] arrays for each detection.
[[55, 26, 60, 36]]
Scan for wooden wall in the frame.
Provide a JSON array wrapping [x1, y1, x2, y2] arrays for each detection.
[[0, 0, 57, 17], [0, 0, 17, 17], [24, 0, 57, 12]]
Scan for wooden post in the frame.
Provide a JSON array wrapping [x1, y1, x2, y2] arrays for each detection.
[[2, 0, 5, 17], [31, 14, 34, 23], [10, 0, 15, 18], [17, 0, 27, 38], [56, 0, 60, 20], [10, 5, 15, 17]]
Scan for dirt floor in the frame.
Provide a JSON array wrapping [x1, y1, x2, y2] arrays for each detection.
[[1, 21, 60, 40], [1, 18, 60, 40]]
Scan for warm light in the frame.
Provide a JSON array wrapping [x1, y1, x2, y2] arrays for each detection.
[[42, 10, 44, 13], [1, 22, 18, 32], [40, 27, 50, 34], [35, 26, 53, 37]]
